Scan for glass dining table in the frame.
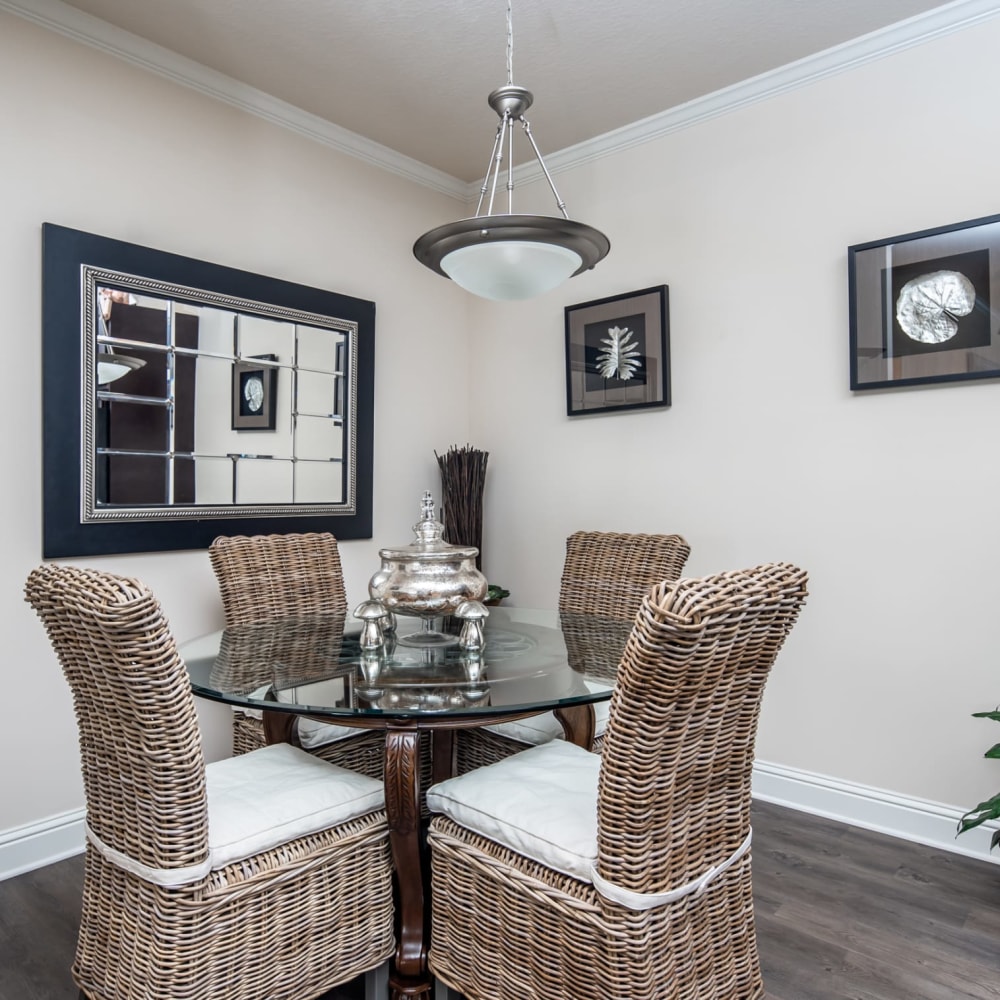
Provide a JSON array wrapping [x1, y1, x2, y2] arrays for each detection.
[[180, 606, 632, 1000]]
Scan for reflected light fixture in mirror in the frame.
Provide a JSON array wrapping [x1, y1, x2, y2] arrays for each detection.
[[412, 0, 609, 300], [96, 353, 144, 385], [96, 286, 146, 385]]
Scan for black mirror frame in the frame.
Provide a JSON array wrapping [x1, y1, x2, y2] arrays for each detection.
[[41, 223, 375, 557]]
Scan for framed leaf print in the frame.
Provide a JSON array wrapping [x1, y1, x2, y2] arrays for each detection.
[[565, 285, 670, 416]]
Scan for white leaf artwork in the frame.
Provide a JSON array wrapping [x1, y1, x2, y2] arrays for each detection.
[[896, 270, 977, 344], [595, 326, 642, 380]]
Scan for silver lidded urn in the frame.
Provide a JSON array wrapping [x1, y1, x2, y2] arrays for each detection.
[[368, 492, 488, 645]]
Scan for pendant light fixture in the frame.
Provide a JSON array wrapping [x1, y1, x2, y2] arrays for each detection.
[[413, 0, 609, 301]]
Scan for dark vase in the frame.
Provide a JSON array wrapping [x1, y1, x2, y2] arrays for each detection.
[[436, 444, 489, 572]]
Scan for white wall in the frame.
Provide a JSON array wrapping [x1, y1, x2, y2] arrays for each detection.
[[468, 16, 1000, 844], [4, 6, 1000, 866], [0, 13, 472, 832]]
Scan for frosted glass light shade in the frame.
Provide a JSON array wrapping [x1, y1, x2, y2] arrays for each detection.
[[413, 215, 610, 301], [97, 355, 145, 385], [441, 241, 582, 301]]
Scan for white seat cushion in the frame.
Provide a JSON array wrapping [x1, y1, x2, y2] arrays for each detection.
[[296, 718, 367, 748], [427, 740, 600, 882], [485, 681, 612, 746], [483, 712, 564, 745], [276, 681, 362, 747], [232, 685, 269, 721], [233, 685, 363, 747], [206, 742, 384, 869]]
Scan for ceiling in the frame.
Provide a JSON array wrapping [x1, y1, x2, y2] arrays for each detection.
[[52, 0, 950, 182]]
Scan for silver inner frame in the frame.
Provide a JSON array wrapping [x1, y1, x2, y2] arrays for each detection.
[[80, 265, 359, 523]]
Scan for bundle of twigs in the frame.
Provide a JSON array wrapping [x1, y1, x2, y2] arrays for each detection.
[[435, 444, 489, 570]]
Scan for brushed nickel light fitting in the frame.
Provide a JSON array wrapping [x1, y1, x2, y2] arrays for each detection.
[[413, 1, 610, 301]]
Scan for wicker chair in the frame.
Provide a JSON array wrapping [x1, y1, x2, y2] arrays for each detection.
[[25, 564, 395, 1000], [208, 532, 384, 778], [427, 562, 808, 1000], [456, 530, 691, 771]]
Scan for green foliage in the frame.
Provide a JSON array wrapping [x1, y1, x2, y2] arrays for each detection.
[[486, 584, 510, 603], [957, 708, 1000, 851]]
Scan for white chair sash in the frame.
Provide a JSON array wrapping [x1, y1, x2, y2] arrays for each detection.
[[590, 829, 752, 911], [86, 821, 211, 887]]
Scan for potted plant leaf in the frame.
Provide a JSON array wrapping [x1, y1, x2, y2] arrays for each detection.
[[485, 584, 510, 607], [957, 708, 1000, 851]]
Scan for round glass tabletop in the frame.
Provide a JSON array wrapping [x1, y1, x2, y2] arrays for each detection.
[[180, 606, 631, 721]]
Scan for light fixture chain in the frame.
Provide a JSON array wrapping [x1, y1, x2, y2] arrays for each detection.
[[506, 0, 514, 85]]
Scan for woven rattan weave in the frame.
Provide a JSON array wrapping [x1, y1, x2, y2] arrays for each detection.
[[456, 530, 691, 771], [429, 561, 808, 1000], [25, 563, 395, 1000], [558, 529, 692, 617], [208, 532, 387, 776]]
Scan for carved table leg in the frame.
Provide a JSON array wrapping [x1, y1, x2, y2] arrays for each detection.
[[384, 724, 432, 1000], [554, 703, 596, 750]]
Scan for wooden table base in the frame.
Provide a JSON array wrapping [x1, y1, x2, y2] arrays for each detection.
[[261, 705, 595, 1000], [383, 724, 430, 999]]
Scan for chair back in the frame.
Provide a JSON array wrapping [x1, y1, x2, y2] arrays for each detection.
[[596, 562, 808, 896], [208, 531, 348, 625], [212, 614, 348, 696], [558, 530, 691, 619], [24, 564, 208, 873]]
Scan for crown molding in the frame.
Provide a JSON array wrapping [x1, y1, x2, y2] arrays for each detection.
[[504, 0, 1000, 193], [0, 0, 468, 201], [4, 0, 1000, 203]]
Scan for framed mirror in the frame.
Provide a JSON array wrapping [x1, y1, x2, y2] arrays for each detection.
[[42, 224, 374, 557]]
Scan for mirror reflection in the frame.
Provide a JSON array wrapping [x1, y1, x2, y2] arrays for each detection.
[[41, 223, 375, 557], [85, 269, 355, 518]]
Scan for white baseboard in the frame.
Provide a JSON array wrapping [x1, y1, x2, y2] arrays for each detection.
[[0, 808, 85, 881], [752, 760, 1000, 865], [2, 762, 996, 881]]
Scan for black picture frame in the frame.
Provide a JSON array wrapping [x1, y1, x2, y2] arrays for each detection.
[[41, 223, 375, 557], [849, 213, 1000, 390], [232, 354, 278, 430], [565, 286, 670, 416]]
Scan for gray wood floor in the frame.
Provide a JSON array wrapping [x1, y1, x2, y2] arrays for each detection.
[[1, 800, 997, 999]]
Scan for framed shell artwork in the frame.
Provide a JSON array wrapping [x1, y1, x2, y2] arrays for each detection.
[[849, 213, 1000, 390]]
